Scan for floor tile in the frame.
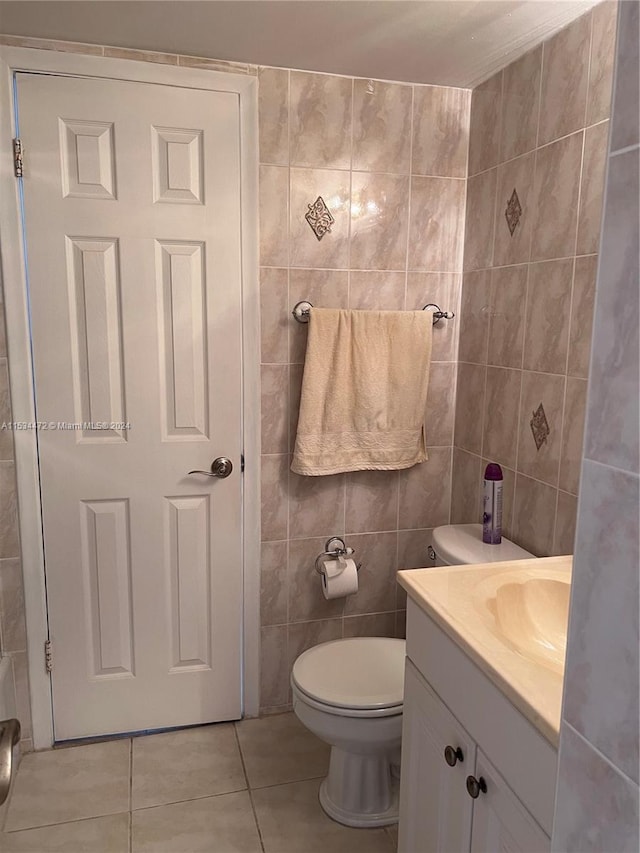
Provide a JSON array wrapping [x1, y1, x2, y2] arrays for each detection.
[[252, 778, 394, 853], [5, 740, 130, 832], [236, 712, 330, 789], [1, 813, 129, 853], [132, 791, 262, 853], [132, 723, 246, 810]]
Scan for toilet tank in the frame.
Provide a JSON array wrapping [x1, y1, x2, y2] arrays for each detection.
[[430, 523, 534, 567]]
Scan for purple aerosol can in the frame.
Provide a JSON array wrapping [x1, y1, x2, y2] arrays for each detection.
[[482, 463, 503, 544]]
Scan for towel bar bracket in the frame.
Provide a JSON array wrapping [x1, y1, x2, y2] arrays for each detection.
[[422, 303, 456, 325], [291, 300, 454, 325], [292, 301, 313, 323]]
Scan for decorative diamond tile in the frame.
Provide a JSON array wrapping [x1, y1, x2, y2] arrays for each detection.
[[305, 196, 334, 241], [505, 188, 522, 236], [530, 403, 550, 450]]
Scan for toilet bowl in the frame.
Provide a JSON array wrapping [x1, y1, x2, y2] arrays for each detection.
[[291, 636, 405, 828]]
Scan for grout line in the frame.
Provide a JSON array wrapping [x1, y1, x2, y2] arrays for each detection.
[[584, 8, 595, 131], [609, 141, 640, 158], [583, 457, 640, 481], [496, 68, 505, 167], [282, 162, 468, 180], [563, 721, 640, 790], [549, 123, 589, 551], [233, 725, 266, 852], [466, 116, 603, 181], [448, 251, 600, 277], [340, 77, 356, 640], [130, 785, 251, 814], [446, 443, 455, 524], [478, 356, 489, 464], [404, 85, 416, 304], [395, 84, 417, 543], [510, 121, 537, 506], [3, 811, 133, 836], [551, 481, 562, 555], [261, 264, 482, 274], [456, 359, 583, 382], [535, 39, 545, 150], [248, 773, 329, 794], [456, 446, 580, 495], [283, 66, 293, 702]]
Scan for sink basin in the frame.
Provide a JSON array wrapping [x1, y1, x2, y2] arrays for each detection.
[[486, 577, 570, 673], [398, 555, 573, 743]]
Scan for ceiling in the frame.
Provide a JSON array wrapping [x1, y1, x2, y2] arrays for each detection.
[[0, 0, 601, 87]]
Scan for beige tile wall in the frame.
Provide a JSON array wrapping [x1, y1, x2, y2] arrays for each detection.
[[451, 2, 618, 557], [258, 69, 470, 712], [552, 2, 639, 848]]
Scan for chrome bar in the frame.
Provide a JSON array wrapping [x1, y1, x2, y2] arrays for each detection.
[[291, 300, 455, 325]]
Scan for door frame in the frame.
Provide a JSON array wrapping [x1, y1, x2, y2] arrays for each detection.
[[0, 46, 260, 749]]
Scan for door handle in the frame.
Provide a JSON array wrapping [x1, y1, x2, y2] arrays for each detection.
[[188, 457, 233, 479]]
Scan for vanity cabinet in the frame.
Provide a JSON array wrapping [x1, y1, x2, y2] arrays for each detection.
[[470, 751, 551, 853], [399, 661, 474, 852], [398, 600, 556, 853]]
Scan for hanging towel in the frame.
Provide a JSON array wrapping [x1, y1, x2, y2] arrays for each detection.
[[291, 308, 433, 476]]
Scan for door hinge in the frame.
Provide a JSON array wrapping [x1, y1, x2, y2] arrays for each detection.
[[13, 138, 23, 177], [241, 453, 245, 473], [44, 639, 53, 673]]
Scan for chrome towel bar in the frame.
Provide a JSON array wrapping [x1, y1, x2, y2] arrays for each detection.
[[291, 301, 455, 325]]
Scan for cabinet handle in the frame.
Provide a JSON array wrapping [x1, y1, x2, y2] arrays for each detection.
[[466, 775, 487, 798], [444, 745, 464, 767]]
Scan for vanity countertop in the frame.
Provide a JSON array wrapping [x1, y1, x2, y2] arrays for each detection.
[[398, 555, 572, 746]]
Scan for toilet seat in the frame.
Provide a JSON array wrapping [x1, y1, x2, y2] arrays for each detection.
[[291, 637, 405, 718]]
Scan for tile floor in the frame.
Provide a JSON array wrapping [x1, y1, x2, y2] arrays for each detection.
[[1, 713, 399, 853]]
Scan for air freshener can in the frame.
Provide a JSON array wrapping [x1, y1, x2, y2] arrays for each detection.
[[482, 462, 503, 544]]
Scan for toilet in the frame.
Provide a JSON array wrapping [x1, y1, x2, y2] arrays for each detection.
[[291, 636, 405, 828], [291, 524, 534, 829], [430, 522, 534, 566]]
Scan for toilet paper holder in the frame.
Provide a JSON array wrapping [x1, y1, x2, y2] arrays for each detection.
[[314, 537, 362, 575]]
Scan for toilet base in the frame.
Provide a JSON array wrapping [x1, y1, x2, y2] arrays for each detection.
[[318, 747, 399, 828]]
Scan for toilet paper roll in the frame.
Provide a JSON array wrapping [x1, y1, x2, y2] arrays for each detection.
[[320, 557, 358, 600]]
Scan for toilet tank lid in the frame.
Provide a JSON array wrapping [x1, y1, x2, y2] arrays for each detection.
[[432, 524, 534, 565], [292, 637, 405, 710]]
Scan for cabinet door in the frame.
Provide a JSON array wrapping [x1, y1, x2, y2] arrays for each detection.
[[470, 751, 550, 853], [399, 660, 475, 853]]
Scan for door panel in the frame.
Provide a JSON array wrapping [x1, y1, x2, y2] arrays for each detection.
[[66, 236, 127, 442], [156, 240, 209, 440], [17, 71, 244, 740]]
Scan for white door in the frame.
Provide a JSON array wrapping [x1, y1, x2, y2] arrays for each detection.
[[470, 752, 551, 853], [16, 71, 244, 740], [398, 660, 475, 853]]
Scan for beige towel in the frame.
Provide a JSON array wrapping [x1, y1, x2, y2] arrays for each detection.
[[291, 308, 433, 476]]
